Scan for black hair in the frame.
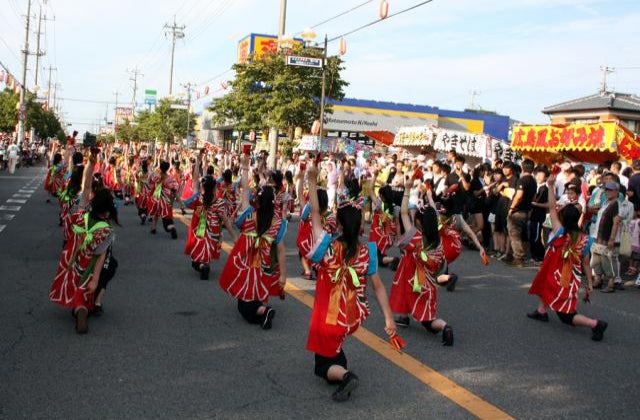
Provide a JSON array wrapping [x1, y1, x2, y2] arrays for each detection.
[[108, 156, 116, 166], [92, 172, 105, 192], [67, 164, 85, 198], [256, 186, 275, 237], [90, 188, 119, 225], [270, 170, 284, 189], [160, 161, 170, 173], [207, 165, 215, 175], [284, 170, 294, 185], [415, 206, 440, 249], [72, 152, 83, 166], [559, 204, 580, 234], [128, 156, 134, 166], [223, 169, 233, 184], [378, 185, 395, 214], [141, 159, 149, 173], [53, 153, 62, 165], [202, 175, 217, 206], [343, 176, 361, 200], [521, 159, 534, 173], [454, 155, 466, 164], [534, 165, 549, 177], [317, 188, 328, 214], [173, 160, 181, 170], [337, 205, 362, 263]]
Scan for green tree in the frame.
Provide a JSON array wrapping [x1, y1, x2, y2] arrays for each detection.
[[135, 98, 196, 144], [210, 44, 348, 138], [0, 88, 19, 133]]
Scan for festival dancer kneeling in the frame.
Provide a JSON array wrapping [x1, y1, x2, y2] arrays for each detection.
[[50, 151, 118, 334], [219, 154, 287, 329], [301, 162, 396, 402], [389, 177, 454, 345], [527, 175, 608, 341], [184, 152, 237, 280], [424, 187, 487, 292]]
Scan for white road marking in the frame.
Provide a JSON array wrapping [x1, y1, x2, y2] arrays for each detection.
[[13, 194, 32, 198], [0, 206, 21, 211], [0, 225, 5, 233], [0, 214, 15, 221], [6, 199, 27, 204], [19, 189, 35, 193]]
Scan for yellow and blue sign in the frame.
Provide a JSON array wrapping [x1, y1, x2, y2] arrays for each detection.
[[237, 33, 304, 64]]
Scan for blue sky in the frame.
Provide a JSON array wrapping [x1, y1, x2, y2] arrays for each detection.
[[1, 0, 638, 135]]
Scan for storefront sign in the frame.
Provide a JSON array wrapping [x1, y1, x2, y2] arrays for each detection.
[[237, 34, 304, 64], [511, 123, 610, 151]]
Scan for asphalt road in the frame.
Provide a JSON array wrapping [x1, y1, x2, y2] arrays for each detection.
[[1, 165, 639, 419]]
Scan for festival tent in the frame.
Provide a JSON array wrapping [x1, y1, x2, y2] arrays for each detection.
[[510, 121, 640, 164]]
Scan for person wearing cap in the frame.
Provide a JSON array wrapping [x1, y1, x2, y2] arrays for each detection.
[[591, 181, 623, 292]]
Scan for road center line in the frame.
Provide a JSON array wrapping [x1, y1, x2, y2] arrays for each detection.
[[173, 211, 513, 419]]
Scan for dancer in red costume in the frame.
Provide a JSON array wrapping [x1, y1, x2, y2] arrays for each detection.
[[217, 168, 238, 222], [300, 162, 396, 402], [149, 161, 180, 238], [218, 154, 287, 329], [389, 177, 454, 345], [527, 175, 608, 341], [184, 152, 237, 280], [421, 187, 487, 292], [44, 148, 65, 203], [368, 173, 400, 269], [57, 149, 85, 242], [296, 177, 336, 280], [135, 157, 152, 225], [50, 150, 118, 334]]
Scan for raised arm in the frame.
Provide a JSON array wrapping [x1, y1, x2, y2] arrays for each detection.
[[306, 163, 324, 240], [239, 154, 250, 211], [400, 177, 413, 232], [546, 175, 561, 232], [192, 152, 201, 193], [79, 151, 97, 209]]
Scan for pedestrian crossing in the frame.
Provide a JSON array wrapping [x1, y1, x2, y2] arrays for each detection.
[[0, 172, 43, 235]]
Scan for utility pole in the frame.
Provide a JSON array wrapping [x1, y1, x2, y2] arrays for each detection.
[[181, 82, 193, 148], [599, 66, 615, 94], [52, 82, 61, 114], [113, 91, 119, 143], [268, 0, 287, 168], [128, 67, 143, 113], [45, 65, 56, 107], [318, 35, 328, 147], [17, 0, 33, 146], [34, 4, 51, 87], [164, 16, 185, 96]]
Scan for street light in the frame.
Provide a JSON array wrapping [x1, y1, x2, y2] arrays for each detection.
[[300, 27, 317, 46]]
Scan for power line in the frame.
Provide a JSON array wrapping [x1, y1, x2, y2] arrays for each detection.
[[328, 0, 435, 42], [299, 0, 373, 34], [0, 34, 22, 62], [58, 97, 133, 105]]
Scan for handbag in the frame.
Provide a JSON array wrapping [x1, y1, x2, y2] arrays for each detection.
[[620, 226, 632, 257]]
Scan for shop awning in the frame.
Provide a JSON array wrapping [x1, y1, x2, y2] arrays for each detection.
[[362, 131, 395, 146], [510, 121, 640, 164]]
